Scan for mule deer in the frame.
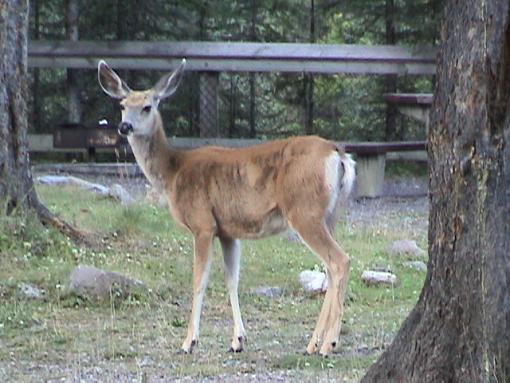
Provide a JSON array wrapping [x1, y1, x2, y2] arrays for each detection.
[[98, 59, 355, 356]]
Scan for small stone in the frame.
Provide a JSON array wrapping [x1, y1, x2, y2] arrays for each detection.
[[19, 283, 44, 299], [299, 270, 328, 293], [109, 184, 135, 206], [373, 264, 392, 273], [69, 265, 146, 300], [285, 230, 302, 243], [361, 270, 397, 286], [404, 260, 427, 272], [388, 239, 426, 258], [250, 286, 284, 298]]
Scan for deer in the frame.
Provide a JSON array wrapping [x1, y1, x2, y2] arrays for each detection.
[[98, 59, 355, 356]]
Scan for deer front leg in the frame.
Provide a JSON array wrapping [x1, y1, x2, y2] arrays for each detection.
[[220, 237, 246, 352], [181, 232, 214, 354]]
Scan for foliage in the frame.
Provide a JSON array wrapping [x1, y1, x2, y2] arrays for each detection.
[[28, 0, 442, 142]]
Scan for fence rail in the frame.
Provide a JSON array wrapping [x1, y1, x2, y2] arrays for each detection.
[[28, 41, 437, 75]]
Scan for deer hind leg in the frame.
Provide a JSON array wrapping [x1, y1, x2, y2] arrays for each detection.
[[290, 218, 350, 356], [181, 231, 214, 354], [220, 237, 246, 352]]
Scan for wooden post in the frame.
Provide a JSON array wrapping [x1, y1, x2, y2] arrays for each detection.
[[199, 72, 219, 138]]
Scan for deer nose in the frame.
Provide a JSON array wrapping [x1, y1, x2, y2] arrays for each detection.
[[118, 122, 133, 136]]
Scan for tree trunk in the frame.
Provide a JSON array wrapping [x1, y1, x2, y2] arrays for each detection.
[[31, 0, 42, 133], [66, 0, 81, 124], [362, 1, 510, 381], [384, 0, 398, 141], [303, 0, 315, 135], [248, 0, 257, 138], [0, 0, 87, 244], [0, 0, 40, 213]]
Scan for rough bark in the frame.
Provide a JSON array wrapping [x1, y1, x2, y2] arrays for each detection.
[[0, 0, 87, 244], [0, 0, 39, 213], [362, 1, 510, 382]]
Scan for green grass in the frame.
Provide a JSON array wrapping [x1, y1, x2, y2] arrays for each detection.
[[0, 184, 427, 382]]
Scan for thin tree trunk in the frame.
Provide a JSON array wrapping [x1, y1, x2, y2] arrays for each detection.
[[31, 0, 41, 133], [303, 0, 315, 135], [229, 75, 236, 138], [384, 0, 398, 141], [0, 0, 88, 245], [66, 0, 81, 124], [362, 1, 510, 381], [248, 0, 257, 138]]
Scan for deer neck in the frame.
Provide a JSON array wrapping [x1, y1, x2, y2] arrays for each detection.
[[127, 113, 181, 192]]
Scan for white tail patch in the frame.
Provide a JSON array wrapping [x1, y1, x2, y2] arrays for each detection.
[[339, 153, 356, 202], [325, 152, 341, 214], [325, 151, 356, 215]]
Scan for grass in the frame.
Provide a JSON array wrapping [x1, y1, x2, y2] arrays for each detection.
[[0, 183, 427, 382]]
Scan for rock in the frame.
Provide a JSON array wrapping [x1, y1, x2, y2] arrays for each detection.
[[36, 175, 135, 205], [250, 286, 284, 298], [109, 183, 135, 206], [388, 239, 426, 258], [19, 283, 44, 299], [404, 260, 427, 272], [286, 230, 302, 243], [37, 175, 109, 194], [361, 270, 397, 286], [299, 270, 328, 293], [69, 265, 146, 300], [372, 264, 393, 273]]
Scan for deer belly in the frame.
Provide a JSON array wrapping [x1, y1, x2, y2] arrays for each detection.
[[217, 207, 288, 240]]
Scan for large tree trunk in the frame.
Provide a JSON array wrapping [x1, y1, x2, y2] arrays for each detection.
[[362, 1, 510, 381], [0, 0, 87, 244], [0, 0, 39, 213]]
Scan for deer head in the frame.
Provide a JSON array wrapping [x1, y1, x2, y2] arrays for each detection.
[[97, 59, 186, 137]]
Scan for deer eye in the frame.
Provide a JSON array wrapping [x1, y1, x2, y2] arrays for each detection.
[[142, 105, 152, 113], [119, 104, 125, 111]]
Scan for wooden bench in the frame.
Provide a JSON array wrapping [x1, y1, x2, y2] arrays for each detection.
[[344, 141, 426, 197], [384, 93, 433, 129]]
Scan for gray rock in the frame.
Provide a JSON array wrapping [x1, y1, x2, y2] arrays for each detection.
[[37, 175, 135, 205], [285, 230, 302, 243], [37, 175, 109, 194], [404, 260, 427, 272], [361, 270, 397, 286], [69, 265, 145, 300], [388, 239, 426, 258], [109, 183, 135, 206], [299, 270, 328, 293], [250, 286, 284, 298], [19, 283, 44, 299]]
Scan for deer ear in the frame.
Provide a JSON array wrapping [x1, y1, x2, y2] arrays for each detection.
[[98, 60, 131, 99], [153, 59, 186, 100]]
